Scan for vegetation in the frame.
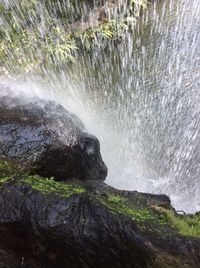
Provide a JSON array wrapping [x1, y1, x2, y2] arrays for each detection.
[[0, 177, 11, 184], [99, 193, 171, 235], [163, 209, 200, 237], [0, 161, 85, 197], [0, 160, 199, 237], [151, 206, 200, 238], [99, 193, 200, 237], [0, 160, 199, 238], [102, 193, 152, 221], [19, 175, 85, 198], [0, 0, 148, 75], [0, 160, 17, 182]]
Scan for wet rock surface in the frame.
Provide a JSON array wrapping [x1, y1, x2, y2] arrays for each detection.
[[0, 85, 107, 181], [0, 176, 199, 268], [0, 86, 200, 268]]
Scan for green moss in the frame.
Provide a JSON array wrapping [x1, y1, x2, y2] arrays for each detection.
[[20, 175, 85, 198], [107, 194, 125, 203], [0, 177, 11, 184], [0, 161, 17, 185], [151, 206, 200, 238], [99, 193, 200, 238], [2, 160, 198, 238], [100, 193, 154, 222], [0, 160, 16, 176], [99, 193, 175, 235], [164, 210, 200, 237]]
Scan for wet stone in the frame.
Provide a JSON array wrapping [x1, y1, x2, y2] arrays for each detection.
[[0, 85, 107, 181]]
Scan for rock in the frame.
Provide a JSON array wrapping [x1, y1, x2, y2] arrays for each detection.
[[0, 85, 107, 181], [0, 174, 199, 268]]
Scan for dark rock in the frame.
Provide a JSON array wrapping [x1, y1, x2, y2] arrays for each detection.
[[0, 176, 199, 268], [0, 86, 199, 268], [0, 85, 107, 181]]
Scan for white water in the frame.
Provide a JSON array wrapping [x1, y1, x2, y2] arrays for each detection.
[[1, 0, 200, 213]]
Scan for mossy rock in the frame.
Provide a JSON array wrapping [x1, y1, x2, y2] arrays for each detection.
[[0, 173, 199, 267], [96, 191, 200, 238], [1, 169, 199, 238]]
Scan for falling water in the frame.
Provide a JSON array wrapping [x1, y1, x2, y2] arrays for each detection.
[[1, 0, 200, 212]]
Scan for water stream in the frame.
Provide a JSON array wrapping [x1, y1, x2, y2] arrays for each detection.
[[1, 0, 200, 213]]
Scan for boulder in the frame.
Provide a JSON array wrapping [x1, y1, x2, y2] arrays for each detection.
[[0, 85, 107, 181], [0, 85, 199, 268], [0, 174, 199, 268]]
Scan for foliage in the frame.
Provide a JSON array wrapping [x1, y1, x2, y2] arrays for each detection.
[[0, 0, 147, 74]]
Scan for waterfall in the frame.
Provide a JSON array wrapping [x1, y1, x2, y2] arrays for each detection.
[[0, 0, 200, 212]]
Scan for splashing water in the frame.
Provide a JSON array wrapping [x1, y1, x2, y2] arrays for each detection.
[[1, 0, 200, 213]]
